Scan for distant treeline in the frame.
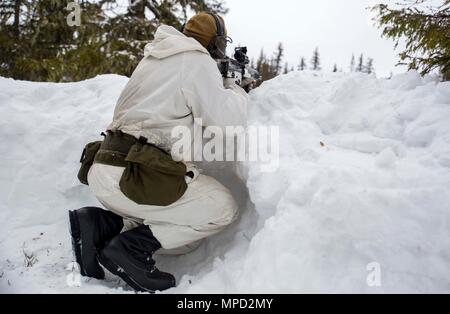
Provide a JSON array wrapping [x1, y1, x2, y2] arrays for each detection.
[[0, 0, 447, 82], [253, 45, 377, 84]]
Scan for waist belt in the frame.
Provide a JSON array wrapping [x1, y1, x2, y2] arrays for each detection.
[[94, 130, 168, 168]]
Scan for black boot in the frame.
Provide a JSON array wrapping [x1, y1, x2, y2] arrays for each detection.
[[69, 207, 124, 279], [98, 225, 176, 293]]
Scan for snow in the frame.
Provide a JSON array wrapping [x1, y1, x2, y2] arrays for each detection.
[[1, 71, 450, 293]]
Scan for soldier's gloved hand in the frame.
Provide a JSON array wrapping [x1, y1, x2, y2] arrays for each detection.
[[184, 162, 200, 184], [241, 77, 257, 90], [223, 77, 239, 88]]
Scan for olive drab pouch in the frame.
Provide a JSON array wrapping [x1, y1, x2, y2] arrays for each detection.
[[77, 141, 102, 185], [119, 142, 188, 206]]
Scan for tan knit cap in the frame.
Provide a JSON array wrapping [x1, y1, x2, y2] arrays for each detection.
[[183, 12, 227, 49]]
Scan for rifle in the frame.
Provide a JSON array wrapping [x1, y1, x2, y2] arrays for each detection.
[[217, 47, 261, 92]]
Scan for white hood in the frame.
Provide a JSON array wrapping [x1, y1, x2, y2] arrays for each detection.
[[144, 25, 209, 59]]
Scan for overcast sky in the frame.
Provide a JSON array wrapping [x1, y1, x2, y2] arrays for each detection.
[[222, 0, 406, 77]]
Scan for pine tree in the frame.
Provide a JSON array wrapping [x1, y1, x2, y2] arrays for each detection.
[[298, 57, 307, 71], [255, 49, 272, 82], [256, 49, 265, 74], [283, 63, 289, 74], [261, 62, 271, 82], [273, 43, 284, 76], [0, 0, 82, 81], [269, 57, 277, 78], [311, 48, 321, 71], [350, 54, 355, 72], [371, 0, 450, 80], [356, 54, 364, 72], [365, 58, 375, 75]]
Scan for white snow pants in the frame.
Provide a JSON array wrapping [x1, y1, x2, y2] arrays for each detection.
[[87, 163, 239, 253]]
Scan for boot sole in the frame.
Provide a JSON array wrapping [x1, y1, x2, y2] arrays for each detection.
[[97, 252, 155, 294], [69, 210, 86, 276]]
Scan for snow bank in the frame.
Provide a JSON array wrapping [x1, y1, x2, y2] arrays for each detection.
[[1, 71, 449, 293]]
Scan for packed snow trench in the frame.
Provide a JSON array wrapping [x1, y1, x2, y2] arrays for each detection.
[[1, 71, 450, 293]]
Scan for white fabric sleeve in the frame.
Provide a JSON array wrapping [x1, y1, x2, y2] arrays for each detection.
[[181, 53, 249, 128]]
